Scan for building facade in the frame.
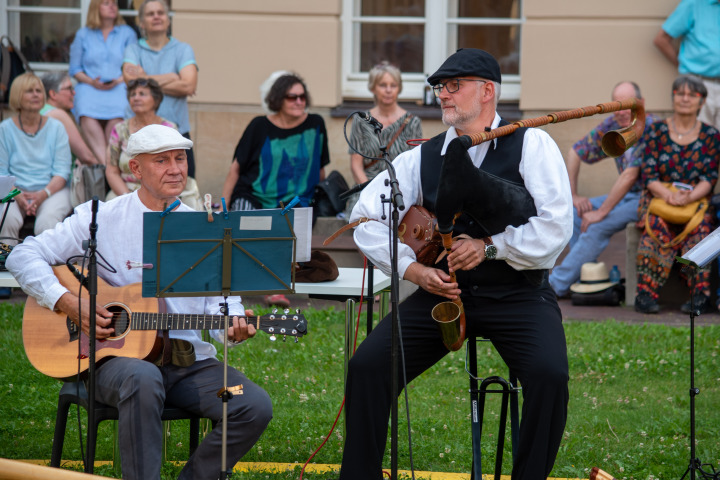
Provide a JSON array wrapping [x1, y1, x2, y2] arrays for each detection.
[[2, 0, 679, 200]]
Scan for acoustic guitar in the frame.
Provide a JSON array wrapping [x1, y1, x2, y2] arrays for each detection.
[[23, 266, 308, 380]]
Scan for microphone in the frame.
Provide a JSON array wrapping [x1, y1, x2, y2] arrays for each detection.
[[357, 112, 384, 133], [339, 180, 371, 200], [66, 262, 90, 291]]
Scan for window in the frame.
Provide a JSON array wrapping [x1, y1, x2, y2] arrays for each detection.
[[341, 0, 522, 101], [0, 1, 162, 71]]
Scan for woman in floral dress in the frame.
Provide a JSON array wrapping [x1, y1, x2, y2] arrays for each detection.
[[634, 75, 720, 314]]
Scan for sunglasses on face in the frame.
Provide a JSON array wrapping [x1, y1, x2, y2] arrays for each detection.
[[285, 93, 307, 102]]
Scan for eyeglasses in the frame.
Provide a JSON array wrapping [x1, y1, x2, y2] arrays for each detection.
[[285, 93, 307, 102], [432, 78, 487, 97], [59, 85, 75, 93], [673, 90, 703, 99]]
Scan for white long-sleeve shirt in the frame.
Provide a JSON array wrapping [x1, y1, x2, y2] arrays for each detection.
[[7, 191, 245, 361], [349, 114, 573, 279]]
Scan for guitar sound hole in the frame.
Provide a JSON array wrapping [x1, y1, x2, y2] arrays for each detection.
[[107, 305, 131, 336]]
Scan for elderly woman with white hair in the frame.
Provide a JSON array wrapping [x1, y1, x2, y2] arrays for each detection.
[[344, 61, 422, 215], [0, 73, 72, 245]]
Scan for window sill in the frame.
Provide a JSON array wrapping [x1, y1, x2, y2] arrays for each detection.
[[330, 101, 522, 122]]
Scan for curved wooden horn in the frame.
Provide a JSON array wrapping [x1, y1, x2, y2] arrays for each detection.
[[457, 98, 646, 158]]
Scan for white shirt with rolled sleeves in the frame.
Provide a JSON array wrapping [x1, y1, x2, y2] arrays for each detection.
[[7, 191, 245, 361], [349, 113, 573, 279]]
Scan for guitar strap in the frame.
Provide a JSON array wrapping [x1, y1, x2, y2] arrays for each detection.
[[156, 297, 197, 367]]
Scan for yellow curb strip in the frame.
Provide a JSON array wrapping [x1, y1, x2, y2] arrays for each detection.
[[17, 459, 581, 480]]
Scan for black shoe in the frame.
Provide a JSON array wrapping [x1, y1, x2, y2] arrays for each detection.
[[634, 293, 659, 314], [680, 294, 711, 315]]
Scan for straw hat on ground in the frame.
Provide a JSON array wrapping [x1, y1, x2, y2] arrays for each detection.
[[569, 262, 616, 294]]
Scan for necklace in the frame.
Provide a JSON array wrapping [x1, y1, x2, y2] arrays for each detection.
[[18, 115, 43, 138], [671, 117, 697, 139]]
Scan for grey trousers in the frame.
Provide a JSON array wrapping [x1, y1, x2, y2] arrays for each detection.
[[94, 357, 272, 480]]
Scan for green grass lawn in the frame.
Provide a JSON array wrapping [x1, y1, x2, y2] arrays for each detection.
[[1, 300, 719, 480]]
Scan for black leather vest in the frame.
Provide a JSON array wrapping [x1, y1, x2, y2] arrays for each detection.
[[420, 124, 547, 292]]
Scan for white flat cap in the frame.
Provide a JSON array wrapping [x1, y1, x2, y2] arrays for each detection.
[[125, 124, 193, 157]]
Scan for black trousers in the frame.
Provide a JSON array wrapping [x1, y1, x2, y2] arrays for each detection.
[[338, 284, 569, 480]]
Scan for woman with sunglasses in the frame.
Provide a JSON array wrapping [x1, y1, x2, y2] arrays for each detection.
[[221, 71, 330, 308], [69, 0, 137, 166], [344, 61, 422, 216], [222, 71, 329, 212], [105, 77, 200, 208], [634, 75, 720, 314]]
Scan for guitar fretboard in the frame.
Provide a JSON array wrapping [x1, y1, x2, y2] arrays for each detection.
[[131, 313, 256, 331]]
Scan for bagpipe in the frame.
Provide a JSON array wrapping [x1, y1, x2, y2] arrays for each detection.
[[430, 98, 646, 351], [328, 99, 645, 351]]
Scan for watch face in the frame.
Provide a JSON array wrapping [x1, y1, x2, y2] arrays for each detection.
[[485, 244, 497, 260]]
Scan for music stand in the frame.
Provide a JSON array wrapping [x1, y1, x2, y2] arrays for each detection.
[[142, 208, 297, 479], [676, 227, 720, 480]]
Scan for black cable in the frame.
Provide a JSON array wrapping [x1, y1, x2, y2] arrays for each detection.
[[75, 249, 90, 472], [388, 220, 416, 480], [343, 111, 385, 163], [66, 248, 116, 472]]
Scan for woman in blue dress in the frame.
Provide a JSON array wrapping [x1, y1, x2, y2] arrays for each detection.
[[69, 0, 137, 164]]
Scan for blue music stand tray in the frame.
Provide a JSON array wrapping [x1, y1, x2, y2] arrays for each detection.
[[141, 209, 296, 298]]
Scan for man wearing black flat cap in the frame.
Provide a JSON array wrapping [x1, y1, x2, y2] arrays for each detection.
[[340, 49, 573, 479]]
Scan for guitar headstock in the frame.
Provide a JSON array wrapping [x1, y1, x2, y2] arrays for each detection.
[[257, 309, 307, 342]]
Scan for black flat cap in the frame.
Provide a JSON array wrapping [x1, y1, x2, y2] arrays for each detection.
[[427, 48, 501, 86]]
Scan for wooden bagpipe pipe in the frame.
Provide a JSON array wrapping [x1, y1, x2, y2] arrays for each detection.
[[432, 98, 646, 351]]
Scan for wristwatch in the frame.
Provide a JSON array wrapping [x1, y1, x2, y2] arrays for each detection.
[[482, 237, 497, 260]]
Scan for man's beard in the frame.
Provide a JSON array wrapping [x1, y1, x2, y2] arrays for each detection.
[[441, 99, 483, 129]]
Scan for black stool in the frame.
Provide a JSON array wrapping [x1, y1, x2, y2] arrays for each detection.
[[51, 381, 206, 472], [466, 337, 521, 480]]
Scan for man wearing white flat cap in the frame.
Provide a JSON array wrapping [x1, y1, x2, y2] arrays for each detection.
[[7, 124, 273, 480]]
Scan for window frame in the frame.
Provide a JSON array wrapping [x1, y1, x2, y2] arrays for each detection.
[[340, 0, 522, 102], [0, 0, 139, 72]]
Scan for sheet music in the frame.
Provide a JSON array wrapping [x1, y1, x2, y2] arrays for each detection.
[[681, 226, 720, 268], [293, 207, 312, 262], [0, 176, 16, 199]]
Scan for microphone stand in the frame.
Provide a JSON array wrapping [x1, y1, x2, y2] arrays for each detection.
[[373, 125, 405, 480], [344, 111, 406, 479], [679, 264, 719, 480], [85, 197, 99, 474]]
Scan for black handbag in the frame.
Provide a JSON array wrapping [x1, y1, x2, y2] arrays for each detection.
[[1, 35, 33, 110], [312, 170, 349, 218]]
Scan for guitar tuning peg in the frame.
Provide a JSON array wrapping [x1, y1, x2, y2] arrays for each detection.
[[269, 335, 277, 342], [282, 336, 287, 342], [294, 337, 299, 343], [272, 308, 278, 314], [295, 308, 301, 314], [283, 308, 290, 314]]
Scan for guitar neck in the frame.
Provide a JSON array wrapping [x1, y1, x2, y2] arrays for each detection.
[[131, 313, 256, 331]]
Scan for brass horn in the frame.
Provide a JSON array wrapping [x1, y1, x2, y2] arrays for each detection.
[[459, 97, 645, 157], [431, 98, 646, 352]]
